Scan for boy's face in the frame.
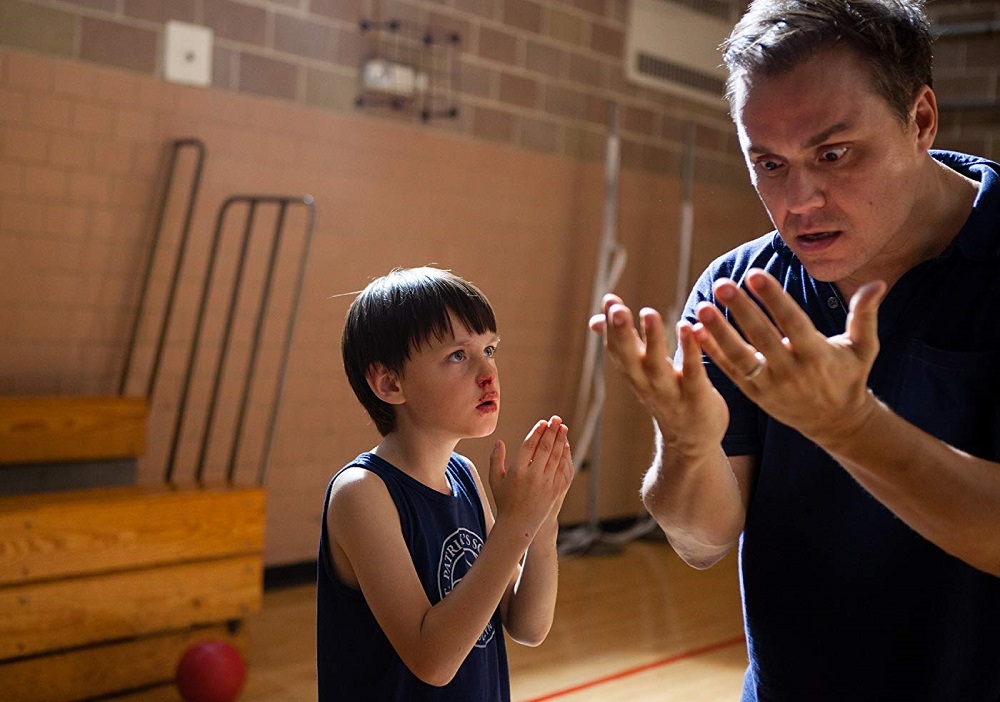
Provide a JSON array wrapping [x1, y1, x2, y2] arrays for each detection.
[[734, 47, 931, 292], [394, 311, 500, 441]]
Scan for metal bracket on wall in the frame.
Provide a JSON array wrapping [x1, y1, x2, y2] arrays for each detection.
[[355, 17, 460, 122]]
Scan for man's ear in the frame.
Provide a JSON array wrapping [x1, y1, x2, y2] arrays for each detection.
[[911, 85, 938, 153], [366, 363, 405, 405]]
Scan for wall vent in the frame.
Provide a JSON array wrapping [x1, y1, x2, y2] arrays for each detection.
[[625, 0, 732, 107]]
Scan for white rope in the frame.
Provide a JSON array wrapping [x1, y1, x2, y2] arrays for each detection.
[[559, 119, 697, 557]]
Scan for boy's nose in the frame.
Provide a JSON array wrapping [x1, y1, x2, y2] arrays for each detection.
[[478, 370, 495, 388]]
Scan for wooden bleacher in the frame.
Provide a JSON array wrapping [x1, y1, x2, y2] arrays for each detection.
[[0, 141, 314, 701], [0, 396, 265, 702]]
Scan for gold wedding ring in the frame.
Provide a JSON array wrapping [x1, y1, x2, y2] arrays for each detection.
[[743, 351, 766, 381]]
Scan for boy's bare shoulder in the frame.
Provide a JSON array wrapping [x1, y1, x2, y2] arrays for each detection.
[[453, 452, 475, 470], [328, 465, 391, 510], [453, 452, 485, 479]]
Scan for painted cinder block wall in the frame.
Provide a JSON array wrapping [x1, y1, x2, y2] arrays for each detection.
[[0, 0, 996, 565]]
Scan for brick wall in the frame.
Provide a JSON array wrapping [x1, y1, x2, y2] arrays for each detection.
[[2, 1, 994, 164], [1, 0, 998, 563], [0, 0, 752, 181], [928, 2, 1000, 159], [0, 43, 769, 562]]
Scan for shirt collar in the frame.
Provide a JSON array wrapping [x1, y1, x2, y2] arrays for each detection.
[[932, 150, 1000, 261]]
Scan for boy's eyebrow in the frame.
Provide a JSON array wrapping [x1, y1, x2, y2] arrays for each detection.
[[448, 332, 500, 345]]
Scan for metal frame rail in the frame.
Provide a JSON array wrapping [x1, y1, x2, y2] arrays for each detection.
[[121, 138, 317, 487]]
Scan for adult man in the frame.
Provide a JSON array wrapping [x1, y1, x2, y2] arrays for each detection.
[[590, 1, 1000, 699]]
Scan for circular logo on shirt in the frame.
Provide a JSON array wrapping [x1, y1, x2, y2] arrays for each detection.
[[439, 527, 494, 647]]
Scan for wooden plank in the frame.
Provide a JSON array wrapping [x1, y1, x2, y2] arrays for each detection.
[[0, 555, 261, 660], [0, 485, 266, 586], [0, 396, 147, 465], [0, 623, 245, 702], [102, 683, 185, 702]]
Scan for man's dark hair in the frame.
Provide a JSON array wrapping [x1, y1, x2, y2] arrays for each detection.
[[341, 267, 496, 436], [722, 0, 934, 124]]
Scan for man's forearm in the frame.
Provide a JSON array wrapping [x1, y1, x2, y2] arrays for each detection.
[[819, 393, 1000, 577], [642, 424, 748, 569]]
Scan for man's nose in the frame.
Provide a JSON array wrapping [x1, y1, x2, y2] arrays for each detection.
[[784, 166, 825, 214]]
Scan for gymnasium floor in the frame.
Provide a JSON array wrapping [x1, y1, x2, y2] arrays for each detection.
[[240, 537, 747, 701]]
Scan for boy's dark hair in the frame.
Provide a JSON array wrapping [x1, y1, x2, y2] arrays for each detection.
[[341, 267, 497, 436], [722, 0, 934, 124]]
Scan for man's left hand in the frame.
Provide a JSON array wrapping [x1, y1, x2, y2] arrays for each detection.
[[691, 268, 886, 450]]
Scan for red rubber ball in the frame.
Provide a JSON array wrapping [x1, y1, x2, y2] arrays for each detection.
[[175, 639, 247, 702]]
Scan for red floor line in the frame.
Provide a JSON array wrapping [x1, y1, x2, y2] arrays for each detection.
[[521, 635, 747, 702]]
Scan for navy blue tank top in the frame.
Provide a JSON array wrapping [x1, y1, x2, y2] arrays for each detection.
[[317, 452, 510, 701]]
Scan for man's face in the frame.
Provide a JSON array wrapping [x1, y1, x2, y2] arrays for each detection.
[[733, 48, 927, 292]]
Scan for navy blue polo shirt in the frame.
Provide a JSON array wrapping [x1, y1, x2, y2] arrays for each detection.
[[682, 151, 1000, 701]]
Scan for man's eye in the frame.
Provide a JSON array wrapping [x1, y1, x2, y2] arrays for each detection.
[[755, 158, 783, 173], [820, 146, 848, 162]]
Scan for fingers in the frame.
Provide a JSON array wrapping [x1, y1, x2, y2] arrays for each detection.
[[693, 301, 761, 381], [588, 293, 624, 334], [743, 270, 823, 351], [696, 269, 823, 380], [845, 280, 886, 364], [558, 442, 575, 489], [676, 320, 704, 378], [639, 307, 669, 369], [488, 440, 506, 489], [599, 295, 643, 362], [597, 295, 681, 391], [588, 313, 607, 334], [712, 274, 786, 358], [517, 417, 566, 470], [519, 420, 548, 462], [532, 417, 568, 471], [604, 301, 642, 364]]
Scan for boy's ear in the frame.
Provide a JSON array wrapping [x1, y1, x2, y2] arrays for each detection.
[[366, 363, 405, 405]]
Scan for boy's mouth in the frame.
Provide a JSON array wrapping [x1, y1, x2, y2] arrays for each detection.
[[477, 392, 498, 410]]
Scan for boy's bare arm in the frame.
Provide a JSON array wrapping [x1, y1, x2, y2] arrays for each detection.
[[327, 420, 569, 687]]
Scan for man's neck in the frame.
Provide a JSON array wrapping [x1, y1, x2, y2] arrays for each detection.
[[836, 159, 978, 300]]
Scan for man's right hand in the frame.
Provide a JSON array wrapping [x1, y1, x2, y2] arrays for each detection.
[[589, 294, 729, 459]]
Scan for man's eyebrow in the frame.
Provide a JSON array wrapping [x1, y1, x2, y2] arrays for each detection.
[[803, 121, 851, 149], [746, 121, 852, 155]]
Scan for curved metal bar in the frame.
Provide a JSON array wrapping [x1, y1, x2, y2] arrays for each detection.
[[119, 138, 205, 398], [258, 195, 316, 486], [225, 200, 289, 483], [164, 194, 230, 484], [194, 198, 257, 483]]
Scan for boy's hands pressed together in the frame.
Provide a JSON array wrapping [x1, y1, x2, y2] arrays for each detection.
[[489, 417, 574, 540], [490, 417, 573, 647]]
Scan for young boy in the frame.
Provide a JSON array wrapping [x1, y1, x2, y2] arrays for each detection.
[[318, 266, 574, 701]]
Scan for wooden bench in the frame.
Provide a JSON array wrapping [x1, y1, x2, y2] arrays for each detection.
[[0, 397, 265, 701]]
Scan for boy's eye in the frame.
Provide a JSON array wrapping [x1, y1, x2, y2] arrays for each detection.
[[484, 345, 496, 358], [448, 350, 466, 362]]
